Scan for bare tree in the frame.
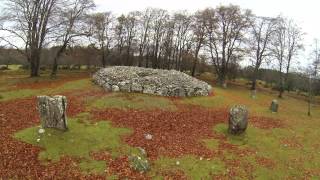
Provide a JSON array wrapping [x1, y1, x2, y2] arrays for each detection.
[[0, 0, 58, 77], [190, 10, 207, 76], [249, 16, 276, 92], [172, 11, 192, 71], [150, 9, 168, 69], [270, 16, 303, 98], [284, 19, 303, 92], [206, 5, 251, 86], [114, 14, 126, 64], [123, 11, 138, 66], [270, 17, 286, 97], [88, 12, 113, 67], [137, 8, 153, 67], [307, 39, 320, 116], [50, 0, 95, 77]]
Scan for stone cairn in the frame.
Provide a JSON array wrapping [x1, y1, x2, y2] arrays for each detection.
[[92, 66, 212, 97], [37, 95, 68, 131], [228, 105, 248, 135], [270, 99, 279, 113]]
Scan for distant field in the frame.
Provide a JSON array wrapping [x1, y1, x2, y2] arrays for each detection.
[[0, 70, 319, 179]]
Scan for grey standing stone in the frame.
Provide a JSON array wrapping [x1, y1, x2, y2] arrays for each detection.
[[228, 105, 248, 135], [270, 99, 279, 113], [37, 95, 68, 131]]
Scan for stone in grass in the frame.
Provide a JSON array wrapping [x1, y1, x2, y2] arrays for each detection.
[[228, 105, 248, 135], [270, 99, 279, 113], [37, 95, 68, 131], [128, 154, 150, 173]]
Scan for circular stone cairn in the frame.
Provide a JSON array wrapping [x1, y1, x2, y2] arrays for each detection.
[[92, 66, 212, 97], [228, 105, 248, 135]]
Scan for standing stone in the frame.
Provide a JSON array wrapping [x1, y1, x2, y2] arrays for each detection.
[[251, 90, 257, 99], [270, 99, 279, 113], [228, 105, 248, 135], [37, 95, 68, 131]]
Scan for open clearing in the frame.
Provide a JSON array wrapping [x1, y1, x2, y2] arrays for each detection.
[[0, 70, 319, 179]]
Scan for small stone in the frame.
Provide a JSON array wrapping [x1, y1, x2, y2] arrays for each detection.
[[200, 157, 203, 160], [112, 85, 120, 92], [38, 128, 45, 134], [145, 134, 153, 140], [176, 161, 180, 165]]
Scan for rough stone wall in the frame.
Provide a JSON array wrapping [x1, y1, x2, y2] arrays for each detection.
[[92, 66, 212, 97]]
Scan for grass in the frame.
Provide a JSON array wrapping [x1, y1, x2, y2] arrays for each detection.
[[14, 114, 134, 174], [152, 156, 225, 179], [212, 123, 320, 179], [89, 93, 177, 111], [0, 78, 93, 101], [4, 70, 320, 178]]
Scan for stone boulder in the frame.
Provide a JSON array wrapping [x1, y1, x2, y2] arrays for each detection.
[[92, 66, 212, 97], [228, 105, 248, 135], [270, 99, 279, 113], [37, 95, 68, 131]]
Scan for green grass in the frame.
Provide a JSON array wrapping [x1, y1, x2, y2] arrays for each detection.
[[89, 93, 177, 111], [212, 123, 319, 179], [14, 115, 133, 174], [79, 160, 106, 174], [152, 156, 225, 179], [0, 79, 93, 101]]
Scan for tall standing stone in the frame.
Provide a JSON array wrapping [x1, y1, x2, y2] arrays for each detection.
[[270, 99, 279, 113], [228, 105, 248, 135], [37, 95, 68, 131]]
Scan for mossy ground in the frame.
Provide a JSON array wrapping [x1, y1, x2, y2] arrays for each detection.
[[14, 114, 134, 174], [3, 70, 320, 178]]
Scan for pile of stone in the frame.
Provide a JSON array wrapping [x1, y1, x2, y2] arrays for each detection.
[[92, 66, 212, 97]]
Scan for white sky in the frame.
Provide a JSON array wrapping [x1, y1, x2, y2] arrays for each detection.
[[94, 0, 320, 67]]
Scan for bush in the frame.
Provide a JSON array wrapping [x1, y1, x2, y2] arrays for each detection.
[[128, 154, 150, 173]]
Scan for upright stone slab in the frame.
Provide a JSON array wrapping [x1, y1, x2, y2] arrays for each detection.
[[228, 105, 248, 135], [270, 99, 278, 113], [37, 95, 68, 131]]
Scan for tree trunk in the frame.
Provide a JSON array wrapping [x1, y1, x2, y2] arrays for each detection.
[[51, 49, 64, 77], [101, 49, 106, 67], [191, 49, 199, 77], [308, 75, 312, 116], [30, 54, 40, 77], [218, 73, 226, 88]]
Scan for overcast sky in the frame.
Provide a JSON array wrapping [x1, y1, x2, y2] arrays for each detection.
[[94, 0, 320, 67]]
